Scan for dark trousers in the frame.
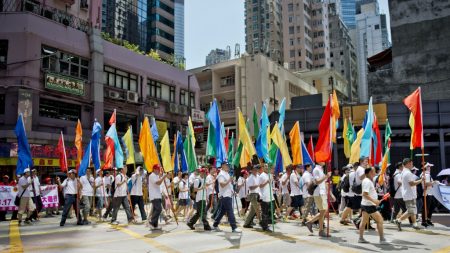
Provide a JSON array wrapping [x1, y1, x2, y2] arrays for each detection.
[[212, 196, 222, 219], [213, 197, 236, 230], [377, 195, 391, 220], [260, 201, 270, 229], [150, 199, 162, 227], [111, 196, 132, 222], [103, 196, 113, 218], [393, 198, 407, 219], [188, 200, 210, 228], [131, 195, 147, 220], [0, 211, 6, 221], [60, 194, 81, 225], [422, 195, 437, 222]]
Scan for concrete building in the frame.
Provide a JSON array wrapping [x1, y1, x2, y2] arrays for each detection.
[[205, 48, 231, 66], [355, 0, 389, 103], [0, 0, 199, 175], [174, 0, 185, 65], [245, 0, 284, 65], [189, 53, 317, 134], [328, 2, 358, 102], [368, 0, 450, 102]]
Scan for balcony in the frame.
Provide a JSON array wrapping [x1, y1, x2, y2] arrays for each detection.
[[1, 0, 91, 33]]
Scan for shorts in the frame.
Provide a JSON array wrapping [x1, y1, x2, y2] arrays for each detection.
[[314, 195, 328, 211], [405, 199, 417, 215], [95, 196, 104, 209], [290, 195, 304, 208], [349, 196, 362, 210], [178, 199, 188, 206], [80, 196, 91, 214], [361, 205, 377, 215], [343, 196, 350, 207], [282, 193, 291, 207], [240, 198, 249, 209]]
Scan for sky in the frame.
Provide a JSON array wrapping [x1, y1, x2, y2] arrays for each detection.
[[185, 0, 391, 70]]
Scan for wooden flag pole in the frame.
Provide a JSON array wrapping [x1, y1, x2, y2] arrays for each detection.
[[163, 175, 179, 225]]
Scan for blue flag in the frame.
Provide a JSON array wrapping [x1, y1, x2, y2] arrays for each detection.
[[360, 97, 373, 158], [206, 99, 227, 166], [78, 142, 91, 176], [176, 131, 188, 173], [256, 103, 271, 163], [151, 117, 159, 142], [301, 137, 314, 165], [274, 149, 283, 175], [106, 123, 124, 168], [14, 114, 33, 175], [91, 121, 102, 170], [278, 97, 286, 130]]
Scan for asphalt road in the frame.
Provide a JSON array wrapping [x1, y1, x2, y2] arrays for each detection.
[[1, 211, 449, 253]]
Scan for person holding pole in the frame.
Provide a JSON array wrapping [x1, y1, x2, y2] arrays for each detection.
[[17, 168, 35, 225], [130, 166, 147, 222], [80, 168, 94, 225], [237, 170, 249, 216], [286, 164, 303, 220], [301, 163, 314, 225], [187, 168, 211, 231], [259, 164, 273, 232], [94, 169, 106, 221], [420, 162, 438, 227], [110, 167, 133, 225], [57, 169, 82, 226], [243, 164, 262, 229], [148, 164, 168, 230]]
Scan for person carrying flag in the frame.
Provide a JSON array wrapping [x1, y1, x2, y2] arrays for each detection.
[[80, 168, 94, 225], [130, 166, 147, 222], [243, 164, 261, 229], [94, 169, 106, 221], [187, 168, 211, 231], [287, 164, 303, 220], [237, 169, 249, 216], [259, 164, 273, 232], [57, 169, 82, 226], [110, 167, 133, 225], [301, 163, 314, 225], [148, 164, 168, 230], [17, 168, 35, 225]]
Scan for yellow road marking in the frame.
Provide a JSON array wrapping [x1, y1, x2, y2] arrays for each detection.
[[23, 237, 131, 251], [8, 220, 23, 253], [434, 245, 450, 253]]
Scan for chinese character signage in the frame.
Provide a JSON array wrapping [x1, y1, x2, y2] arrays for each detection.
[[191, 109, 205, 123], [45, 72, 84, 96], [0, 185, 59, 211]]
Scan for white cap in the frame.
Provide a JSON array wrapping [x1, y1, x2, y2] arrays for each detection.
[[412, 166, 419, 171], [68, 169, 76, 174], [346, 164, 354, 168], [23, 168, 30, 174], [424, 162, 434, 168], [96, 169, 101, 175]]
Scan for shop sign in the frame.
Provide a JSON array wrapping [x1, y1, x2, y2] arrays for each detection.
[[45, 72, 84, 96], [191, 109, 205, 123]]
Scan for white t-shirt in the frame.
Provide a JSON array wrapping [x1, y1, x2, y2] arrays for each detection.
[[361, 178, 377, 206], [80, 175, 94, 196], [313, 165, 326, 196], [114, 174, 128, 197], [194, 177, 207, 202], [290, 172, 301, 196], [401, 168, 418, 201], [61, 178, 78, 195], [217, 170, 233, 198], [95, 177, 106, 197], [130, 173, 143, 196], [30, 176, 41, 197], [355, 166, 365, 184], [178, 179, 189, 200], [148, 173, 162, 200], [259, 172, 271, 202], [348, 169, 357, 197], [302, 171, 313, 198], [189, 173, 197, 186], [237, 177, 247, 199], [421, 171, 433, 196], [173, 176, 180, 190], [247, 174, 259, 194], [206, 174, 215, 196], [393, 170, 403, 199], [18, 176, 31, 197], [280, 173, 289, 194]]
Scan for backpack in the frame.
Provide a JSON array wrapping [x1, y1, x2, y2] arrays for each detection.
[[189, 181, 196, 200], [389, 172, 399, 197], [351, 174, 362, 194], [341, 175, 350, 193]]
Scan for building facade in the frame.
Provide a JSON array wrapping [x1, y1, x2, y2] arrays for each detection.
[[355, 0, 389, 103], [174, 0, 185, 65], [340, 0, 356, 29], [0, 0, 199, 175], [205, 48, 231, 66], [245, 0, 284, 65]]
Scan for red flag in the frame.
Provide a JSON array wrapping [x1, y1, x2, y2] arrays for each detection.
[[372, 115, 382, 165], [224, 128, 230, 153], [109, 109, 116, 126], [104, 136, 115, 169], [403, 87, 423, 149], [57, 132, 68, 172], [315, 97, 332, 163], [307, 135, 315, 162]]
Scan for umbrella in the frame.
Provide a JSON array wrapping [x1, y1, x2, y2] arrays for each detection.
[[437, 169, 450, 177]]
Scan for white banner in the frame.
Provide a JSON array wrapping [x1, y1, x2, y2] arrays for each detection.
[[431, 183, 450, 211], [0, 185, 59, 211]]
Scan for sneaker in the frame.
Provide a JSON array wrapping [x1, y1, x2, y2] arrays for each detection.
[[18, 221, 22, 226], [232, 228, 242, 233], [111, 221, 119, 225], [421, 222, 428, 228], [394, 220, 402, 231], [318, 231, 329, 237], [358, 238, 370, 244], [151, 226, 162, 231], [427, 220, 434, 226], [306, 222, 313, 233], [204, 226, 212, 231], [263, 227, 272, 232], [412, 225, 420, 230], [380, 238, 390, 245], [213, 226, 222, 232], [340, 220, 349, 225], [187, 223, 195, 230], [243, 224, 253, 229], [24, 220, 31, 225], [59, 223, 64, 227], [82, 220, 91, 225], [353, 219, 360, 229]]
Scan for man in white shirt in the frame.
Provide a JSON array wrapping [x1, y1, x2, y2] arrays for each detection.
[[57, 169, 82, 226], [243, 165, 261, 228], [102, 171, 114, 219], [130, 166, 147, 221], [395, 158, 423, 231], [301, 163, 314, 224], [237, 170, 249, 216], [351, 157, 369, 229], [148, 164, 168, 230], [287, 165, 303, 220], [280, 169, 291, 211], [94, 170, 107, 220], [30, 169, 42, 221], [80, 168, 94, 225], [392, 162, 406, 221], [358, 167, 389, 245], [258, 164, 272, 232], [339, 165, 351, 215], [212, 162, 240, 233], [111, 167, 133, 225], [305, 162, 331, 237], [420, 162, 438, 227], [187, 168, 211, 231], [17, 168, 35, 225]]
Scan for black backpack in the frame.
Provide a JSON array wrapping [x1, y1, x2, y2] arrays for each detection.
[[351, 174, 362, 194], [341, 175, 350, 193]]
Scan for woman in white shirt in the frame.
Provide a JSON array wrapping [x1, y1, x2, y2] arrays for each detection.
[[237, 170, 249, 216], [174, 173, 189, 220], [359, 167, 389, 245]]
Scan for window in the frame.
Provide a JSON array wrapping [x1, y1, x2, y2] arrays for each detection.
[[147, 79, 175, 102], [340, 51, 344, 55], [289, 39, 294, 46], [39, 98, 81, 121], [221, 99, 235, 111], [375, 24, 380, 30], [289, 61, 295, 69], [104, 66, 137, 91], [297, 37, 301, 45], [288, 16, 293, 23], [298, 50, 302, 56], [180, 89, 195, 107], [288, 3, 293, 12], [42, 46, 89, 80], [330, 52, 334, 58], [220, 75, 235, 87], [298, 61, 302, 69], [0, 40, 8, 67], [289, 26, 294, 34], [0, 94, 4, 115], [253, 33, 259, 38], [290, 50, 295, 58]]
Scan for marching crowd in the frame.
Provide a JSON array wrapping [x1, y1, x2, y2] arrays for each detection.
[[0, 156, 447, 245]]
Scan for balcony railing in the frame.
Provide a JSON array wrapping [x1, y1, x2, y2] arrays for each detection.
[[1, 0, 91, 33]]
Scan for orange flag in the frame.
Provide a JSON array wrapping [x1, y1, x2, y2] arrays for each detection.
[[403, 87, 423, 149], [315, 96, 332, 163], [331, 90, 340, 143], [289, 121, 303, 165], [75, 119, 82, 168]]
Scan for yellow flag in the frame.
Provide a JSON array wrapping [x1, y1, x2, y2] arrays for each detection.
[[240, 145, 251, 168], [238, 108, 256, 156], [188, 117, 196, 146], [409, 113, 415, 150], [343, 118, 350, 158], [349, 128, 364, 164], [378, 147, 390, 185], [271, 123, 292, 166], [160, 131, 173, 172], [122, 126, 135, 165], [289, 121, 303, 165], [139, 117, 160, 172], [331, 90, 340, 143]]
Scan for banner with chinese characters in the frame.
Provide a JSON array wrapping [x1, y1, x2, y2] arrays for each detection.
[[0, 185, 59, 211], [45, 72, 84, 96]]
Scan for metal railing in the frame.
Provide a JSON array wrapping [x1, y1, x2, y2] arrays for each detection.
[[1, 0, 91, 33]]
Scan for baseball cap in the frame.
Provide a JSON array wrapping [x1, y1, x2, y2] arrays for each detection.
[[424, 162, 434, 168], [24, 168, 30, 173]]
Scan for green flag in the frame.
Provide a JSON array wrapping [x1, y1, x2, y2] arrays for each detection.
[[347, 119, 355, 147], [232, 141, 243, 168], [253, 104, 259, 138], [206, 121, 216, 158], [268, 142, 278, 166], [184, 119, 198, 173], [227, 132, 235, 162], [384, 119, 392, 162]]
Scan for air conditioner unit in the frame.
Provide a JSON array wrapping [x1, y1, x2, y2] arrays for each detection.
[[178, 105, 188, 115], [169, 103, 178, 114], [108, 90, 121, 99], [149, 100, 158, 108], [127, 91, 139, 103]]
